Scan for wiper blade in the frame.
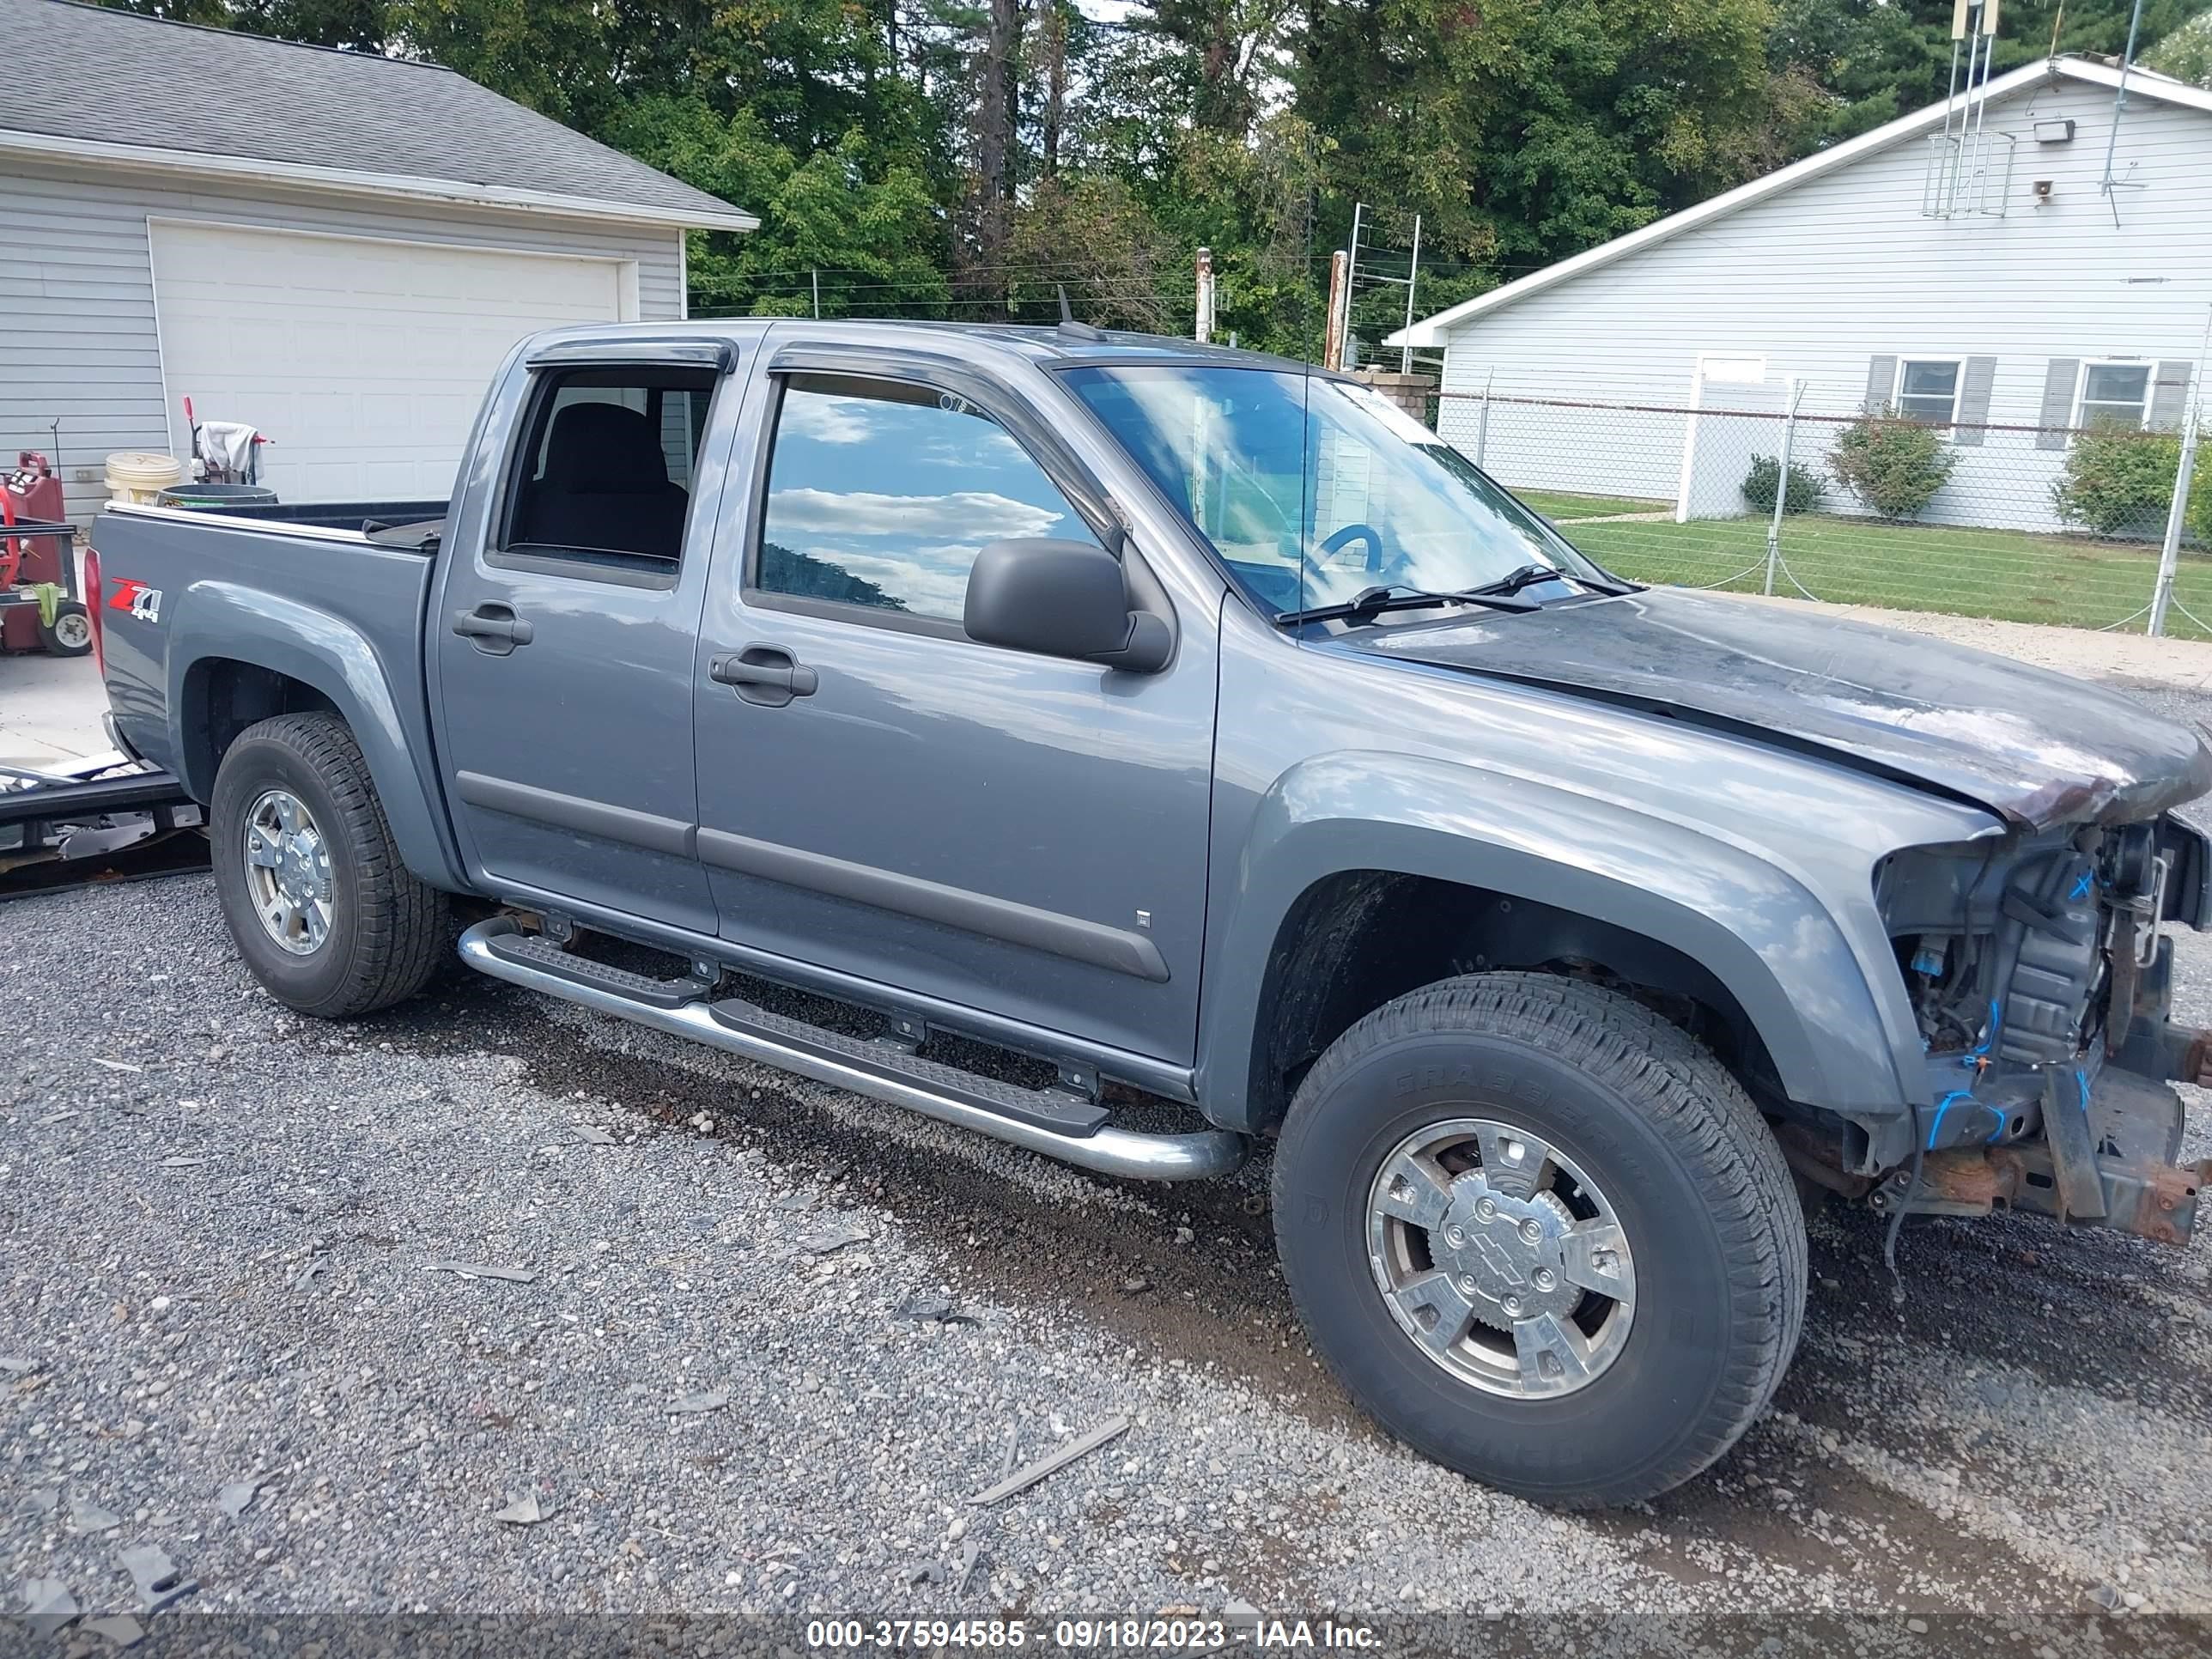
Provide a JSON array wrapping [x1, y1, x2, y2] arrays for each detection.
[[1273, 583, 1540, 629], [1463, 561, 1634, 599]]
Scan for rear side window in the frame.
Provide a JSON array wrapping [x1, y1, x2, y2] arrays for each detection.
[[500, 365, 718, 576], [750, 373, 1099, 626]]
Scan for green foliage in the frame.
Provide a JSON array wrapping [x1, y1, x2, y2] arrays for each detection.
[[2147, 9, 2212, 87], [2052, 428, 2212, 542], [1829, 410, 1955, 520], [88, 0, 2201, 353], [1741, 453, 1824, 514]]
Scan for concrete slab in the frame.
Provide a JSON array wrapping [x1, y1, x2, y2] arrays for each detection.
[[0, 650, 108, 769]]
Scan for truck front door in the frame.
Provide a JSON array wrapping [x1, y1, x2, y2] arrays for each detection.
[[692, 351, 1219, 1066], [434, 341, 740, 935]]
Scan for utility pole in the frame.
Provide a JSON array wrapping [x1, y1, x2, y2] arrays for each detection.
[[1323, 251, 1349, 370], [1400, 214, 1422, 374], [811, 269, 820, 319], [1194, 247, 1214, 344]]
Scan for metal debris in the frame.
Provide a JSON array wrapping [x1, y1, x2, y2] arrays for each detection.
[[969, 1416, 1131, 1506], [0, 1355, 39, 1376], [85, 1614, 147, 1649], [427, 1260, 538, 1284], [798, 1220, 870, 1256], [118, 1544, 198, 1613], [160, 1157, 207, 1169], [1118, 1276, 1151, 1294], [951, 1535, 981, 1595], [774, 1191, 813, 1212], [893, 1292, 976, 1325], [295, 1262, 327, 1291], [15, 1486, 59, 1517], [69, 1496, 121, 1533], [90, 1057, 143, 1074], [667, 1388, 731, 1415], [998, 1424, 1019, 1482], [904, 1560, 945, 1588], [216, 1480, 260, 1519], [21, 1575, 79, 1636], [492, 1492, 552, 1525], [573, 1124, 617, 1146]]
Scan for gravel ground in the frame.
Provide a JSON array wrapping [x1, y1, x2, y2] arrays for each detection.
[[9, 621, 2212, 1652]]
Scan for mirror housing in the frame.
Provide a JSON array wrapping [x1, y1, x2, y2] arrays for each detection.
[[963, 538, 1173, 673]]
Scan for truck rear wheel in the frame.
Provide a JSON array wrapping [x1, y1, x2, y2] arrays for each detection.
[[1271, 971, 1804, 1508], [210, 713, 447, 1018]]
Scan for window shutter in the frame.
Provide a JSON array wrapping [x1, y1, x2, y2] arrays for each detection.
[[2149, 361, 2193, 432], [2037, 359, 2079, 451], [1863, 355, 1898, 415], [1954, 356, 1996, 447]]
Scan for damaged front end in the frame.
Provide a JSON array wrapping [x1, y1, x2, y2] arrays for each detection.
[[1789, 812, 2212, 1247]]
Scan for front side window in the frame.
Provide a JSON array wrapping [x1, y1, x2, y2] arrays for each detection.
[[1064, 364, 1613, 617], [1894, 359, 1962, 428], [502, 366, 716, 570], [2078, 362, 2152, 430], [753, 374, 1099, 624]]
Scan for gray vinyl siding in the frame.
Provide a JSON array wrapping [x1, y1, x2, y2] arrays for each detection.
[[0, 156, 687, 525], [1432, 80, 2212, 534]]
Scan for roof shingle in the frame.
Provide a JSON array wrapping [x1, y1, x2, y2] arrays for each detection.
[[0, 0, 750, 228]]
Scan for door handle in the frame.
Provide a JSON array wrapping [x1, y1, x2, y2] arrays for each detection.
[[453, 605, 533, 653], [711, 646, 818, 706]]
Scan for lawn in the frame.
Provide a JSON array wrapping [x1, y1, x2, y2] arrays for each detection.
[[1563, 512, 2212, 642], [1510, 487, 1673, 521]]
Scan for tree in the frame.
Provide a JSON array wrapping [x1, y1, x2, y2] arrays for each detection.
[[2147, 8, 2212, 85]]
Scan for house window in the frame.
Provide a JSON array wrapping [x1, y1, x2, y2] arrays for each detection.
[[1894, 359, 1963, 428], [2076, 362, 2152, 431]]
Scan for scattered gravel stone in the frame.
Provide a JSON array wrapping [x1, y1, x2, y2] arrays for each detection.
[[117, 1544, 196, 1613], [67, 1498, 120, 1534], [216, 1480, 260, 1520], [20, 1574, 79, 1636], [666, 1389, 731, 1416]]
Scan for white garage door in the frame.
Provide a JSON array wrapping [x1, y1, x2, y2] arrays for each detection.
[[151, 222, 627, 502]]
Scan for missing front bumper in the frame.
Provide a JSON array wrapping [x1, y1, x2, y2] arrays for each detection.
[[1884, 1062, 2209, 1248]]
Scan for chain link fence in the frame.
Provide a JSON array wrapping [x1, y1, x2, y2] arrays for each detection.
[[1435, 376, 2211, 641]]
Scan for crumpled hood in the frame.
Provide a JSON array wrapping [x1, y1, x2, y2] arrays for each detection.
[[1354, 587, 2212, 830]]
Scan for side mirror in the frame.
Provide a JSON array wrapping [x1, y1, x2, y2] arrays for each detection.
[[963, 538, 1173, 673]]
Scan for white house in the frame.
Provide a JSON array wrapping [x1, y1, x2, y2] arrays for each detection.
[[2, 0, 756, 522], [1389, 55, 2212, 536]]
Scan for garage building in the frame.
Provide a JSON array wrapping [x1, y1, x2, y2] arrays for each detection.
[[1, 0, 755, 523]]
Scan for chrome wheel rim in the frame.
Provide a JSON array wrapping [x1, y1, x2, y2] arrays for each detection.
[[52, 611, 91, 649], [1366, 1116, 1637, 1400], [243, 788, 334, 956]]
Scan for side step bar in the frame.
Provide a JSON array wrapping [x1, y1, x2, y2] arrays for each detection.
[[457, 918, 1246, 1182]]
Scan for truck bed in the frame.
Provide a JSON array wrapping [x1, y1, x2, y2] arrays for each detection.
[[88, 501, 452, 873]]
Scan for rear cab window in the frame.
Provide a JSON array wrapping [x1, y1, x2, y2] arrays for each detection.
[[495, 365, 719, 583]]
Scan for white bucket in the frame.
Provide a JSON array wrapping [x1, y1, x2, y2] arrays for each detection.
[[106, 451, 185, 505]]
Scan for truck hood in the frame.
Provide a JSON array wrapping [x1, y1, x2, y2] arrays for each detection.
[[1353, 587, 2212, 830]]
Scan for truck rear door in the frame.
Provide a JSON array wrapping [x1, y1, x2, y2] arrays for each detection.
[[431, 338, 742, 934]]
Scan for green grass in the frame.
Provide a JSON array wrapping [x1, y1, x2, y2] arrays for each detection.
[[1564, 512, 2212, 641], [1510, 488, 1672, 521]]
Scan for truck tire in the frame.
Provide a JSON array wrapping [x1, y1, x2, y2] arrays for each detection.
[[39, 600, 92, 657], [210, 713, 447, 1018], [1271, 971, 1805, 1508]]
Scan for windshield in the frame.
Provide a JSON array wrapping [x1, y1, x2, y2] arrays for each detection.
[[1062, 364, 1616, 618]]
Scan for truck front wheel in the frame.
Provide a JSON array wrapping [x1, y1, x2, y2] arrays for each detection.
[[1272, 971, 1805, 1508], [210, 713, 447, 1018]]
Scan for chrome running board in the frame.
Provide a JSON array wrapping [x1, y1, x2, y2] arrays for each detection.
[[458, 918, 1246, 1182]]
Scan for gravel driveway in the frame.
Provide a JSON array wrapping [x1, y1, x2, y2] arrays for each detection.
[[8, 615, 2212, 1650]]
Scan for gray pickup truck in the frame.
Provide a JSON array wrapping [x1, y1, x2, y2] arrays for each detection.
[[89, 319, 2212, 1508]]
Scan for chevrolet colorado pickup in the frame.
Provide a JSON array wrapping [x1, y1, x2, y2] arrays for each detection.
[[89, 320, 2212, 1507]]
